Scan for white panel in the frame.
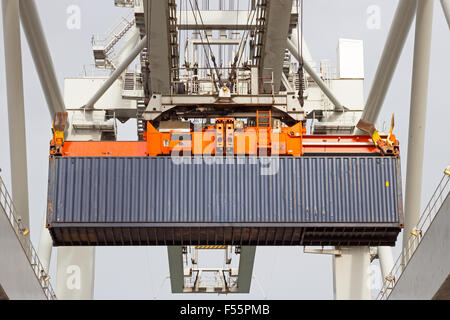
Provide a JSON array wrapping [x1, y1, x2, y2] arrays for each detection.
[[329, 79, 365, 110], [337, 39, 365, 79], [64, 78, 134, 110]]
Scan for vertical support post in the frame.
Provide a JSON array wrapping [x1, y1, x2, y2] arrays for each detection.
[[167, 246, 184, 293], [237, 246, 256, 293], [378, 246, 394, 280], [38, 213, 53, 273], [333, 247, 372, 300], [1, 0, 30, 230], [251, 67, 259, 95], [403, 0, 434, 258], [228, 0, 235, 66], [351, 0, 417, 283]]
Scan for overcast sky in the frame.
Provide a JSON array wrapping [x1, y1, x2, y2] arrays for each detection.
[[0, 0, 449, 300]]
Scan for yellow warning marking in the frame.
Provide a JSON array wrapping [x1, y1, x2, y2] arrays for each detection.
[[195, 246, 228, 250]]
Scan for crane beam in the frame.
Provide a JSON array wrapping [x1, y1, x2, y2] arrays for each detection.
[[288, 27, 313, 65], [84, 36, 147, 109], [287, 39, 344, 110], [144, 0, 173, 94], [259, 0, 294, 94], [177, 10, 256, 30], [357, 0, 417, 127], [19, 0, 65, 117]]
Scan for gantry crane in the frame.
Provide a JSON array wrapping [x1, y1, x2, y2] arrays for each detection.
[[2, 0, 448, 299]]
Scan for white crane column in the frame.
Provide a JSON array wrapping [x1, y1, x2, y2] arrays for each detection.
[[378, 246, 395, 280], [1, 0, 30, 230], [403, 0, 434, 259], [287, 24, 371, 299], [333, 247, 372, 300], [353, 0, 417, 285]]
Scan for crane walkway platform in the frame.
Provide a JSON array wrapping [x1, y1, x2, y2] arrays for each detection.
[[0, 176, 56, 300], [378, 170, 450, 300]]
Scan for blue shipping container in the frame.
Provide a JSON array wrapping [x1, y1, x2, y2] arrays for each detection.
[[47, 156, 403, 246]]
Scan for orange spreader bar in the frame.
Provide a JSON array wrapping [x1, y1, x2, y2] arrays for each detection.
[[51, 120, 398, 158]]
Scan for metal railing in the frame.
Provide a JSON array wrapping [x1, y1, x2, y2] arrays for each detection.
[[377, 168, 450, 300], [0, 176, 57, 300], [170, 67, 278, 95], [91, 12, 135, 55]]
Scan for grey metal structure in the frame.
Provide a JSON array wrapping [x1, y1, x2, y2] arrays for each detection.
[[144, 0, 175, 95]]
